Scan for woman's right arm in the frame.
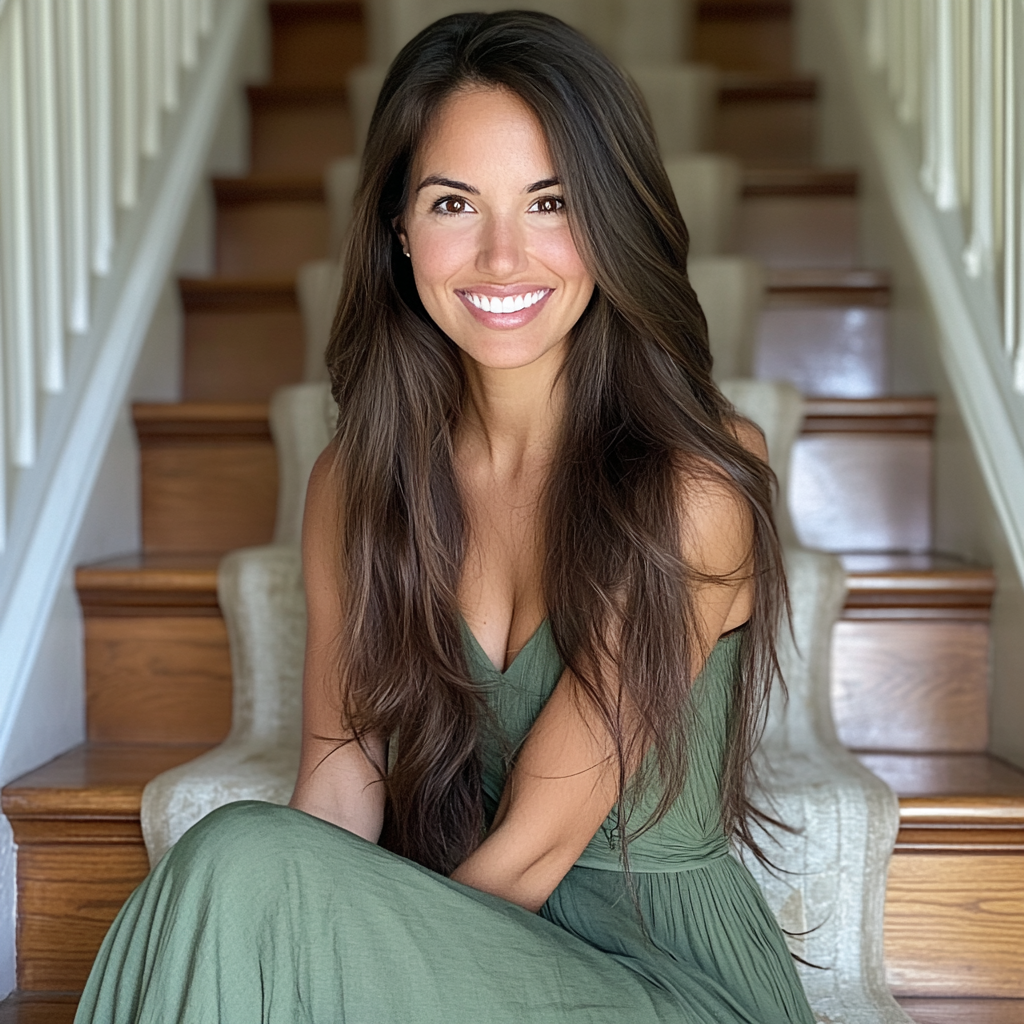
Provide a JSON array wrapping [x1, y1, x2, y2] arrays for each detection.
[[288, 447, 387, 843]]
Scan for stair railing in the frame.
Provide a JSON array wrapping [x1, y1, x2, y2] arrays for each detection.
[[0, 0, 253, 753], [823, 0, 1024, 583]]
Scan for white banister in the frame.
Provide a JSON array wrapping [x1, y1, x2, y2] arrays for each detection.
[[117, 0, 140, 209], [1, 0, 36, 468], [89, 0, 115, 277], [27, 0, 66, 396], [142, 0, 162, 157], [824, 0, 1024, 582]]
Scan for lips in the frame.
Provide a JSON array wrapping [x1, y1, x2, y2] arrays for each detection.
[[456, 287, 553, 329]]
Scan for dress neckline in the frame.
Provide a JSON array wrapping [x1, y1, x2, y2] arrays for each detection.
[[460, 615, 550, 677]]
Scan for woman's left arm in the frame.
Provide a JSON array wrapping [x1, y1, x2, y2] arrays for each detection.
[[450, 437, 765, 912]]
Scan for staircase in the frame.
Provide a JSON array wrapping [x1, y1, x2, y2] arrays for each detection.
[[1, 1, 1023, 1021]]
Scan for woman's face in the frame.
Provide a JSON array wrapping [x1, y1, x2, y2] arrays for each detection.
[[399, 87, 595, 371]]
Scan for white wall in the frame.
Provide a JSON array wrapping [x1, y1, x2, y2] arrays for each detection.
[[795, 0, 1024, 770]]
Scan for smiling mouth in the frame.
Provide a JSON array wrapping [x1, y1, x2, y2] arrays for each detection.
[[460, 289, 551, 314]]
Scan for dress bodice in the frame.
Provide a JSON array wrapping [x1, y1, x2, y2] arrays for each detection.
[[461, 619, 742, 872]]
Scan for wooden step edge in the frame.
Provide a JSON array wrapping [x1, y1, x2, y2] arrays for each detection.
[[132, 402, 271, 442], [698, 0, 793, 21], [1, 743, 212, 833], [742, 166, 858, 197], [75, 559, 221, 617], [268, 1, 361, 25], [802, 396, 937, 435], [856, 753, 1024, 853], [897, 998, 1024, 1024], [212, 176, 325, 204], [247, 83, 348, 105], [842, 556, 995, 617], [718, 77, 817, 104], [0, 991, 80, 1023], [178, 277, 297, 312], [766, 267, 889, 292]]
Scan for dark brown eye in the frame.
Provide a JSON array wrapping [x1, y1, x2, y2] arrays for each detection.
[[434, 196, 471, 215], [529, 195, 565, 214]]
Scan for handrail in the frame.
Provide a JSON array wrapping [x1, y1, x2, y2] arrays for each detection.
[[823, 0, 1024, 584], [0, 0, 217, 550]]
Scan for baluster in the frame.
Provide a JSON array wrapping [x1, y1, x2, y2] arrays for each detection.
[[199, 0, 215, 36], [1, 0, 38, 469], [183, 0, 199, 68], [26, 0, 66, 395], [1002, 0, 1017, 354], [899, 0, 921, 122], [934, 0, 960, 209], [142, 0, 162, 156], [965, 0, 995, 275], [887, 0, 904, 100], [866, 0, 886, 69], [921, 0, 939, 193], [58, 0, 91, 334], [955, 0, 973, 211], [116, 0, 139, 208], [88, 0, 114, 277], [163, 0, 180, 111]]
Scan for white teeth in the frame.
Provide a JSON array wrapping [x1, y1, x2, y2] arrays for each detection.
[[466, 289, 548, 314]]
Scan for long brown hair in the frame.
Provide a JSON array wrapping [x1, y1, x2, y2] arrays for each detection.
[[325, 11, 786, 877]]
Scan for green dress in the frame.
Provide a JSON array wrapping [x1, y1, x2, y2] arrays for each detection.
[[75, 622, 815, 1023]]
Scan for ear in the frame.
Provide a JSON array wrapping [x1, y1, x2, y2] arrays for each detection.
[[392, 217, 408, 255]]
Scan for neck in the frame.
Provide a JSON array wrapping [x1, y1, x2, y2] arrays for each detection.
[[458, 341, 565, 477]]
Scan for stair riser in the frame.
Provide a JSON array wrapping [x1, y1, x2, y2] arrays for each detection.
[[694, 10, 794, 76], [16, 838, 148, 992], [832, 619, 990, 752], [137, 421, 931, 555], [270, 10, 364, 89], [790, 433, 931, 552], [216, 201, 329, 277], [183, 305, 304, 401], [885, 853, 1024, 998], [739, 196, 859, 268], [715, 99, 816, 164], [85, 617, 232, 745], [250, 102, 352, 175], [140, 440, 278, 553], [756, 302, 886, 397], [81, 610, 989, 756]]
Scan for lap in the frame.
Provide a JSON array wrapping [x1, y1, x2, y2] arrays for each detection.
[[74, 802, 771, 1024]]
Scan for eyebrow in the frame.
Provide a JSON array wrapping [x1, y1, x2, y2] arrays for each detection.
[[415, 175, 561, 194]]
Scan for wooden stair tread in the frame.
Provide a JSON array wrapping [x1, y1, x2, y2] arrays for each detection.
[[212, 175, 325, 204], [742, 166, 858, 196], [719, 76, 817, 103], [247, 83, 348, 105], [2, 744, 211, 820], [859, 753, 1024, 853], [802, 395, 936, 434], [699, 0, 793, 19], [268, 1, 360, 23], [897, 998, 1024, 1024], [76, 554, 222, 616], [133, 401, 270, 437], [765, 267, 888, 291], [179, 277, 296, 311], [841, 553, 994, 605]]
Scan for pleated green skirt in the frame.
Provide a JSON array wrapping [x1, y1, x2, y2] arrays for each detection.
[[75, 801, 812, 1023]]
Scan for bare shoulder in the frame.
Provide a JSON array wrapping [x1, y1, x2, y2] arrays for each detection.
[[674, 420, 764, 580]]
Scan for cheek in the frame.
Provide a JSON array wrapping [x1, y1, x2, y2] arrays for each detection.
[[533, 227, 592, 291], [410, 225, 474, 295]]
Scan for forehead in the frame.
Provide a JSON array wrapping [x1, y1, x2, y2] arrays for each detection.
[[412, 86, 555, 184]]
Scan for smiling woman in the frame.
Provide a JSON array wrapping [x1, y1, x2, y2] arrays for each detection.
[[73, 12, 815, 1024]]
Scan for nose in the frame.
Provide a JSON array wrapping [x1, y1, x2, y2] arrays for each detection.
[[476, 209, 529, 278]]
